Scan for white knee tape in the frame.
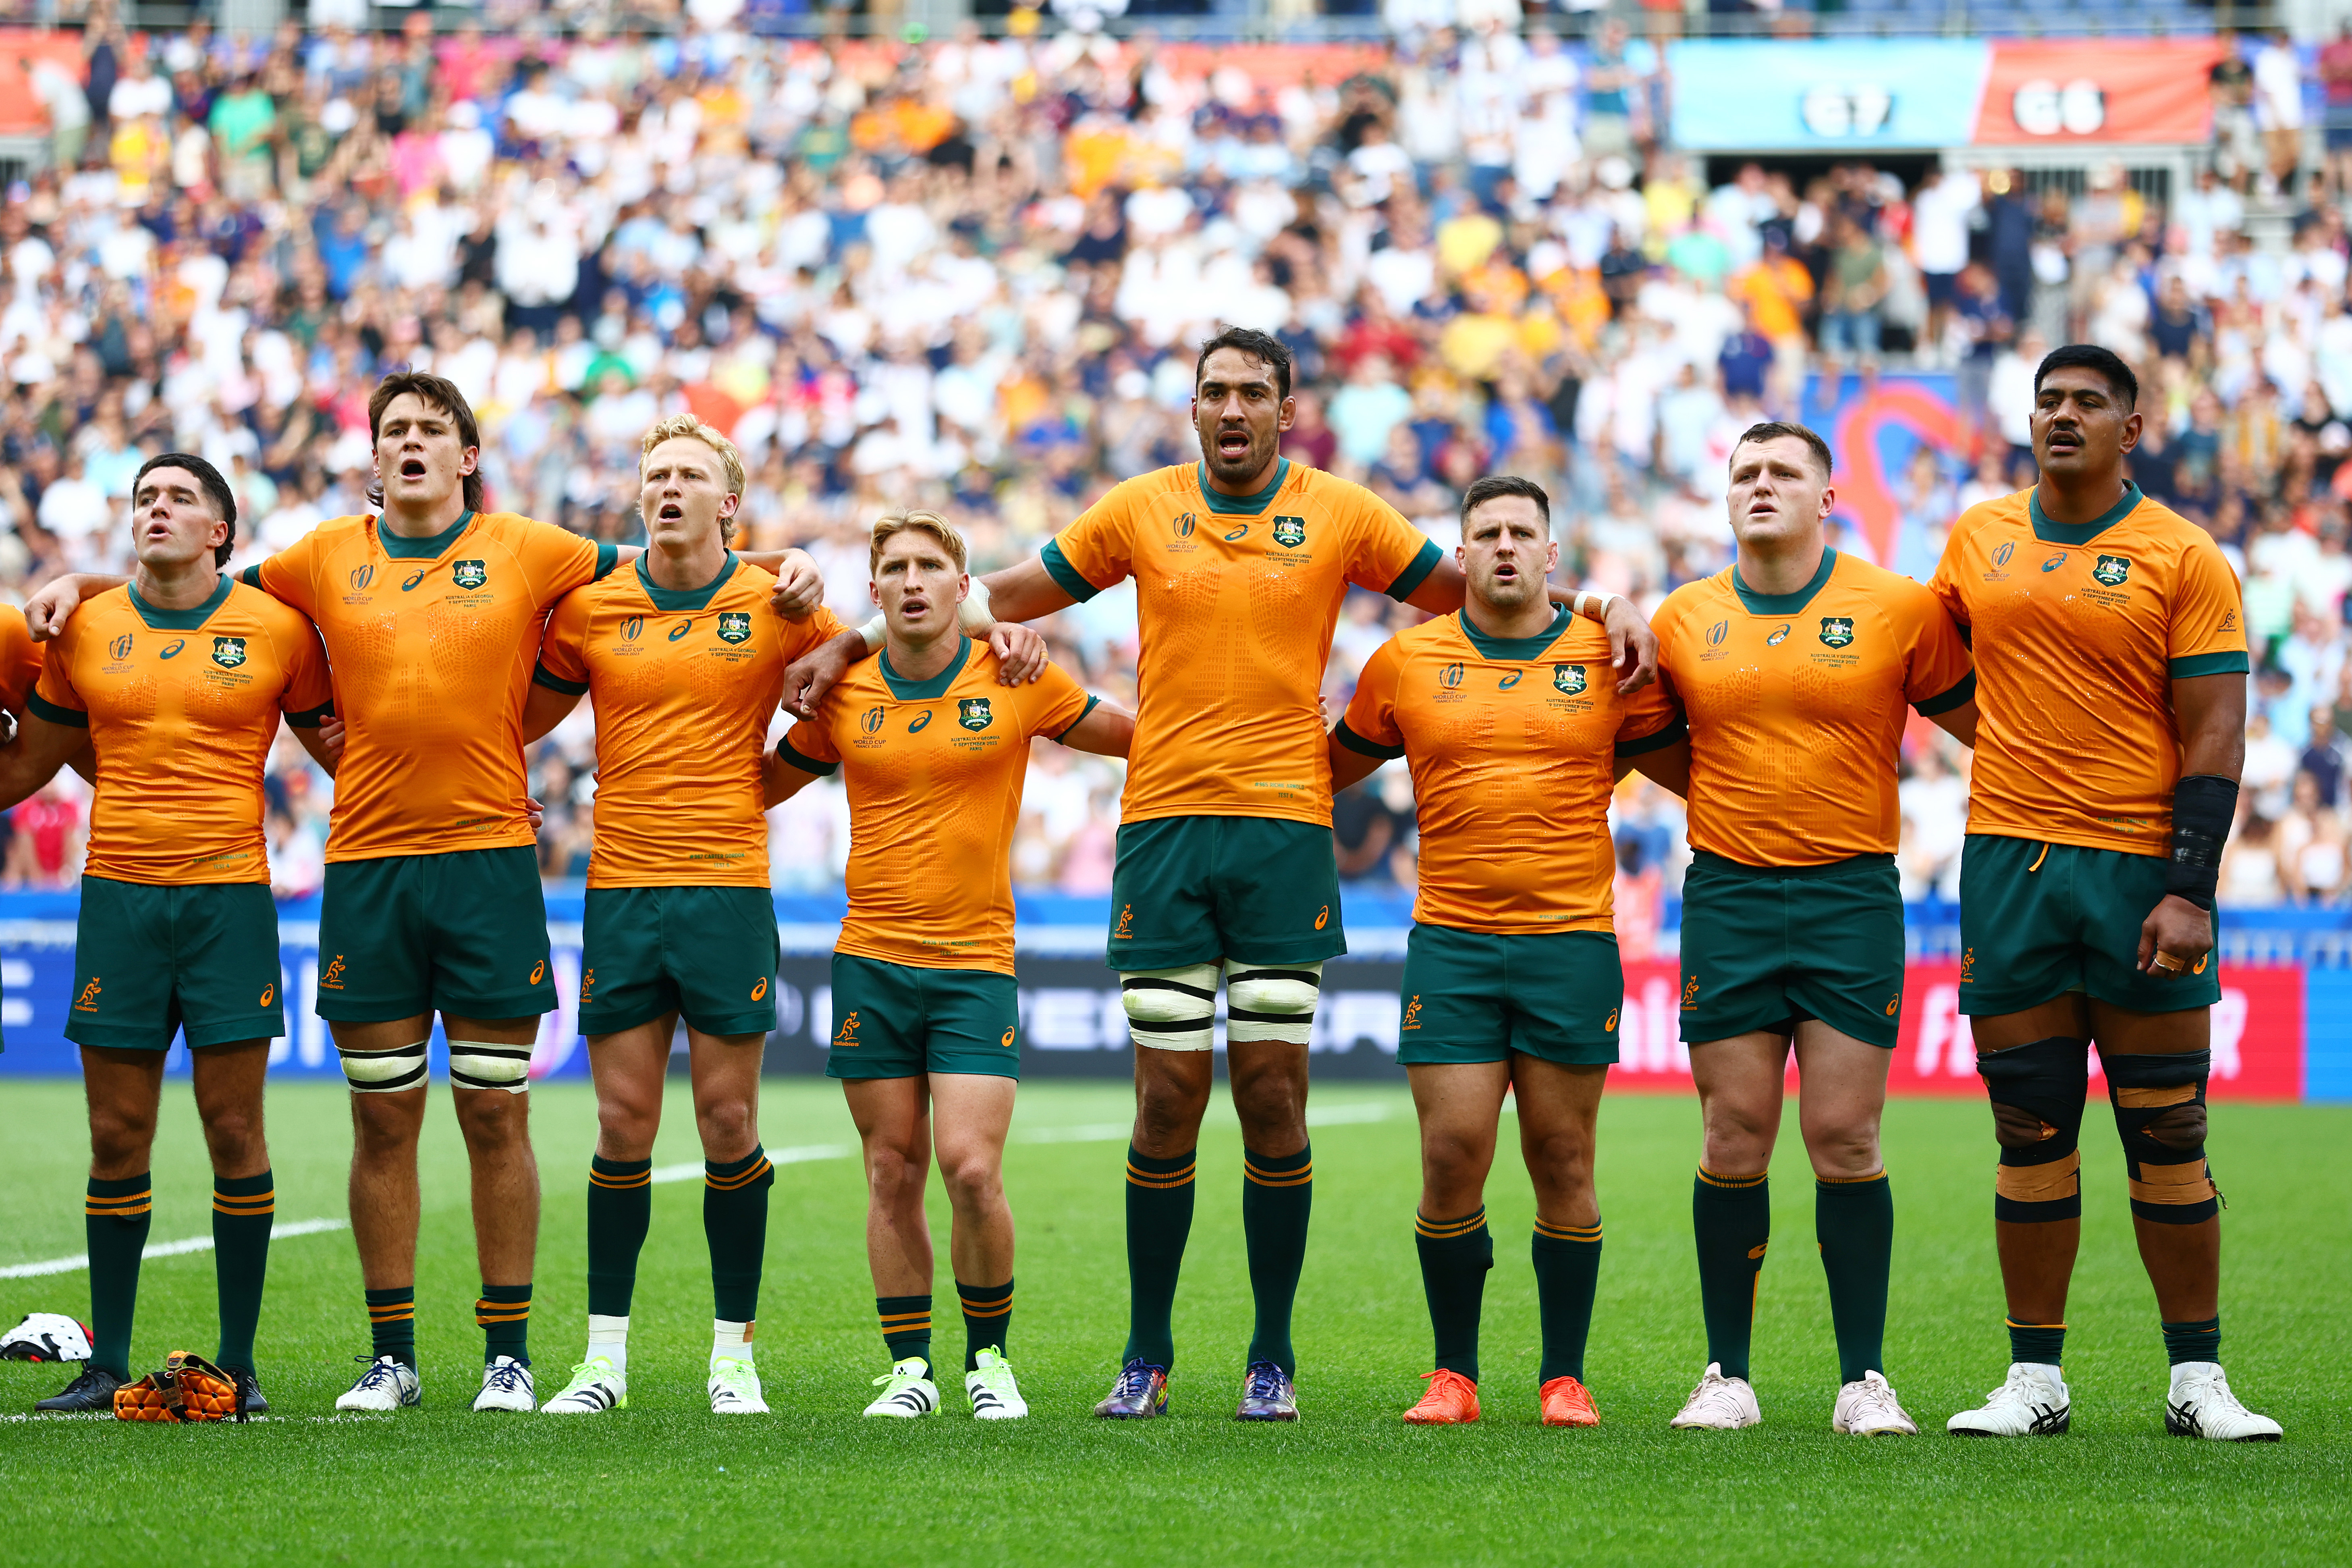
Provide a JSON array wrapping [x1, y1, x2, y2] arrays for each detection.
[[448, 1040, 534, 1094], [340, 1040, 428, 1094], [1121, 963, 1219, 1052], [1224, 960, 1320, 1046]]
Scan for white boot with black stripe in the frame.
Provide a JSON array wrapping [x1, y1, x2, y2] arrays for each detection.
[[540, 1356, 627, 1414], [863, 1357, 940, 1417]]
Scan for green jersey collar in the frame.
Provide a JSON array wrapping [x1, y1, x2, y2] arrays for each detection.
[[879, 636, 972, 701], [377, 509, 475, 560], [635, 550, 739, 613], [127, 572, 233, 631], [2030, 481, 2142, 546], [1458, 602, 1571, 663], [1196, 458, 1290, 516], [1731, 546, 1838, 617]]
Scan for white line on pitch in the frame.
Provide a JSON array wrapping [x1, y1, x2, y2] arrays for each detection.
[[0, 1217, 349, 1280], [648, 1142, 855, 1184]]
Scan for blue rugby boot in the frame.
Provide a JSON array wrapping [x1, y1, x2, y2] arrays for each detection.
[[1093, 1358, 1169, 1418], [1234, 1360, 1298, 1422]]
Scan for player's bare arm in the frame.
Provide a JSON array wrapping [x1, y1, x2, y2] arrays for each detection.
[[1623, 735, 1691, 796], [1056, 698, 1136, 758], [2138, 672, 2248, 976], [521, 682, 581, 745], [0, 711, 95, 808], [288, 716, 340, 779]]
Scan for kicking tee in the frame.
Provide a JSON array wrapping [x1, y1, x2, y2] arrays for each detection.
[[1653, 548, 1974, 867], [30, 578, 333, 884], [1337, 606, 1681, 935], [1931, 484, 2248, 857], [779, 638, 1096, 974], [241, 509, 617, 861], [535, 552, 844, 889], [1041, 459, 1442, 828]]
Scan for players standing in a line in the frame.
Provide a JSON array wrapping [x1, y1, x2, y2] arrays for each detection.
[[770, 512, 1132, 1421], [1931, 347, 2279, 1441], [25, 371, 827, 1416], [780, 326, 1656, 1423], [2, 457, 336, 1414], [519, 417, 844, 1419], [1629, 426, 1976, 1435], [1329, 478, 1681, 1429]]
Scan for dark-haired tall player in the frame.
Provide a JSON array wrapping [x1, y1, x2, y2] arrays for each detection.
[[780, 326, 1658, 1423], [1933, 345, 2278, 1441], [5, 455, 335, 1414]]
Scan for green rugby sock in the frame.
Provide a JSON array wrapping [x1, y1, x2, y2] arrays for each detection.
[[85, 1173, 152, 1381], [1532, 1219, 1603, 1383], [366, 1287, 415, 1369], [1816, 1173, 1893, 1385], [1122, 1146, 1195, 1370], [878, 1294, 932, 1367], [2007, 1318, 2065, 1366], [586, 1156, 652, 1318], [1414, 1207, 1491, 1382], [1242, 1144, 1312, 1376], [1694, 1167, 1770, 1382], [211, 1171, 274, 1374], [2162, 1315, 2221, 1366], [957, 1278, 1013, 1371], [477, 1283, 530, 1366], [704, 1148, 774, 1324]]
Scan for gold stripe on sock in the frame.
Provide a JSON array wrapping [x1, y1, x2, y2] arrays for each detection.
[[1243, 1159, 1312, 1188], [1414, 1209, 1486, 1240], [1816, 1169, 1887, 1184], [589, 1169, 652, 1189], [959, 1300, 1013, 1319], [705, 1159, 773, 1191], [1126, 1161, 1196, 1188], [1535, 1219, 1602, 1242], [368, 1306, 416, 1323], [1697, 1167, 1767, 1188]]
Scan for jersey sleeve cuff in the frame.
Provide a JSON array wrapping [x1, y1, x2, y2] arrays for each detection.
[[1913, 669, 1976, 717], [1614, 715, 1688, 758], [531, 663, 590, 696], [1334, 717, 1406, 761], [778, 731, 837, 777], [283, 700, 334, 729], [1039, 539, 1102, 603], [1052, 692, 1101, 741], [592, 540, 621, 582], [26, 690, 86, 728], [2169, 650, 2250, 679], [1383, 537, 1444, 602], [237, 563, 264, 589]]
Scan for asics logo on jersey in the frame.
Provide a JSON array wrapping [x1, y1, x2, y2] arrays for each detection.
[[73, 978, 101, 1011], [1992, 542, 2015, 567], [1818, 618, 1854, 648], [1439, 663, 1464, 689], [717, 613, 751, 644], [1707, 621, 1728, 647], [1766, 623, 1791, 646], [751, 977, 769, 1001], [1272, 516, 1306, 548], [212, 637, 247, 668], [1223, 523, 1250, 542], [1498, 669, 1522, 690], [453, 561, 488, 590], [2041, 553, 2067, 573], [350, 565, 376, 590], [322, 955, 347, 989], [402, 569, 430, 591], [109, 634, 133, 660], [1554, 665, 1587, 695], [668, 619, 694, 642], [259, 983, 275, 1007], [159, 639, 184, 659], [622, 617, 644, 641], [908, 711, 932, 733], [959, 698, 994, 731], [2093, 555, 2130, 586], [862, 706, 886, 735]]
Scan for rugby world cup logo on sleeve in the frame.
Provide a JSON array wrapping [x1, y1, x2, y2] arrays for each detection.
[[2093, 555, 2130, 587], [716, 612, 751, 644], [1818, 617, 1854, 649], [1553, 664, 1587, 695], [958, 697, 994, 731], [452, 560, 488, 590], [211, 636, 247, 668]]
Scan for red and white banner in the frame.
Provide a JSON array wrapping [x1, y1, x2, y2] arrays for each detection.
[[1610, 960, 2304, 1101]]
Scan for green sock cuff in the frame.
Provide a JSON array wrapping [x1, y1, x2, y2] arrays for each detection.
[[212, 1170, 274, 1198], [1816, 1173, 1889, 1195], [877, 1294, 932, 1315], [1242, 1142, 1311, 1184], [1415, 1206, 1489, 1242], [706, 1147, 770, 1181], [365, 1287, 414, 1306], [87, 1172, 152, 1199], [1126, 1145, 1197, 1179], [2007, 1318, 2066, 1366], [956, 1279, 1014, 1311], [2161, 1316, 2221, 1366], [590, 1155, 652, 1177], [480, 1283, 532, 1306]]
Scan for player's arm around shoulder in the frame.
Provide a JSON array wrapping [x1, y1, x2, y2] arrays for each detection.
[[1053, 690, 1135, 758], [521, 579, 596, 743], [1616, 592, 1689, 792], [1329, 637, 1409, 793], [0, 625, 95, 808], [766, 693, 843, 808], [1889, 571, 1978, 748]]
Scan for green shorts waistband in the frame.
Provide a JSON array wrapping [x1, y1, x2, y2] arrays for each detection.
[[1689, 850, 1895, 880]]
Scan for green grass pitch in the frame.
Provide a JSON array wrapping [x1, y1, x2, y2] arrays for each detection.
[[1, 1077, 2347, 1566]]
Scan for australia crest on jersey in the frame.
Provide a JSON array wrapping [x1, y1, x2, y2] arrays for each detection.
[[1553, 664, 1587, 695], [452, 560, 488, 590], [1271, 515, 1306, 549], [211, 636, 247, 669], [958, 697, 994, 731], [716, 612, 752, 644], [2093, 554, 2130, 586], [1818, 617, 1855, 648]]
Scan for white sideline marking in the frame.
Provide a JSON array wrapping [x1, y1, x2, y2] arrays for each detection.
[[648, 1142, 855, 1184], [0, 1217, 349, 1280], [1012, 1102, 1396, 1145]]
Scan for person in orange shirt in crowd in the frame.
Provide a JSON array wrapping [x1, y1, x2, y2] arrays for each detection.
[[1330, 475, 1681, 1431], [771, 511, 1130, 1424]]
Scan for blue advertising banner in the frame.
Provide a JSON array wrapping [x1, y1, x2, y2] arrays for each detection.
[[1666, 39, 1991, 152]]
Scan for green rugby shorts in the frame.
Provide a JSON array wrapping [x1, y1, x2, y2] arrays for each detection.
[[1396, 924, 1623, 1067], [824, 952, 1021, 1080], [65, 877, 284, 1050], [1957, 834, 2222, 1016], [581, 885, 780, 1038], [1106, 815, 1345, 970], [1677, 851, 1906, 1049], [315, 847, 555, 1023]]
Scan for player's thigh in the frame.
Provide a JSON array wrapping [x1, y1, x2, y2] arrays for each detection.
[[1789, 1019, 1891, 1175], [1106, 817, 1223, 970], [163, 883, 287, 1050], [585, 1015, 675, 1153], [1510, 1053, 1607, 1200], [79, 1043, 166, 1159], [916, 967, 1023, 1083], [1500, 928, 1625, 1067], [825, 952, 931, 1083], [1397, 922, 1513, 1067], [314, 854, 434, 1024], [1207, 816, 1347, 966], [2086, 998, 2211, 1057], [1778, 856, 1906, 1049], [927, 1070, 1019, 1188], [64, 875, 183, 1051], [1407, 1059, 1513, 1179], [580, 886, 684, 1039], [841, 1073, 931, 1165], [1957, 835, 2086, 1018], [685, 1023, 769, 1161], [656, 885, 783, 1040], [1677, 854, 1802, 1046], [419, 847, 558, 1020], [2074, 846, 2223, 1016]]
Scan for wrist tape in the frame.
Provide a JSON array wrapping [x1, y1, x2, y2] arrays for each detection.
[[2165, 774, 2238, 912]]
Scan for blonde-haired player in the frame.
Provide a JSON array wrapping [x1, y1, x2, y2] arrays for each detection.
[[525, 415, 844, 1416], [770, 511, 1133, 1421]]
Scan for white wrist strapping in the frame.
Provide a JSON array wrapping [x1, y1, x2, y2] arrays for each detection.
[[957, 578, 994, 632], [1572, 590, 1620, 622], [857, 615, 886, 651]]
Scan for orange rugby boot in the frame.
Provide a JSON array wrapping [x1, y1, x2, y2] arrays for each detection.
[[1539, 1375, 1601, 1427], [1402, 1369, 1480, 1424]]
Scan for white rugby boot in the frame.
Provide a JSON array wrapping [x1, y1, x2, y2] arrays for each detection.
[[1947, 1362, 2070, 1436], [1669, 1363, 1762, 1429], [540, 1357, 627, 1414], [965, 1348, 1029, 1420], [2165, 1363, 2282, 1441], [335, 1354, 421, 1412], [863, 1356, 940, 1417], [709, 1356, 770, 1414], [472, 1354, 536, 1412], [1832, 1371, 1919, 1435]]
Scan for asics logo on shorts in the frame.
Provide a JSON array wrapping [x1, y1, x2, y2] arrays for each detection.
[[1000, 1028, 1015, 1048], [529, 960, 547, 985], [1314, 905, 1329, 930], [259, 983, 275, 1007], [1604, 1008, 1619, 1031], [751, 977, 769, 1001]]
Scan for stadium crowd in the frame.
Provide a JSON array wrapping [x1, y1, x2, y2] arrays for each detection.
[[0, 11, 2345, 925]]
